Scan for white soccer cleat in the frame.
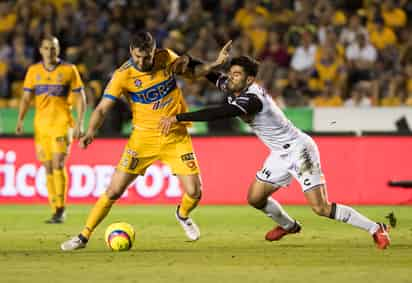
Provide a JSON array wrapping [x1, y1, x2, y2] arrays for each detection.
[[60, 235, 87, 251], [175, 206, 200, 241]]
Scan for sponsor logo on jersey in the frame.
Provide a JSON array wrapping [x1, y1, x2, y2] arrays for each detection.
[[152, 97, 173, 110], [128, 76, 177, 104]]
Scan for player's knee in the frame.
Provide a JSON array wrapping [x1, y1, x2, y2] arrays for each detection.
[[52, 158, 65, 170], [186, 186, 202, 200], [311, 204, 330, 217], [247, 191, 265, 209], [184, 180, 202, 199]]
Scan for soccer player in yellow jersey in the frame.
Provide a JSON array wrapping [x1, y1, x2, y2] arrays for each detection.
[[15, 36, 86, 223], [61, 31, 231, 250]]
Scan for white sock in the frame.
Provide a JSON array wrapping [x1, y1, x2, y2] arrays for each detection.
[[331, 203, 379, 234], [261, 197, 296, 230]]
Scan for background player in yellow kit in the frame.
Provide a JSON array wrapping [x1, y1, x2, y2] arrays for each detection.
[[15, 36, 86, 223], [61, 31, 231, 250]]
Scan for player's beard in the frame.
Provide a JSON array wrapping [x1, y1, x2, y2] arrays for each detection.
[[228, 80, 246, 93]]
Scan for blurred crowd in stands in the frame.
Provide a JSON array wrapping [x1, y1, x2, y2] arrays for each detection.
[[1, 0, 412, 114]]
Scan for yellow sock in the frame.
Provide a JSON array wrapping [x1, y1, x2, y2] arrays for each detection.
[[63, 168, 68, 205], [178, 193, 200, 218], [53, 169, 67, 208], [46, 174, 56, 213], [81, 193, 115, 239]]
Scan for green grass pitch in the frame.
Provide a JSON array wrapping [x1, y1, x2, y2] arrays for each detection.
[[0, 205, 411, 283]]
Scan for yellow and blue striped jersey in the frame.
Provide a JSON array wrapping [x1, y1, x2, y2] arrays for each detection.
[[23, 60, 84, 128], [103, 48, 190, 131]]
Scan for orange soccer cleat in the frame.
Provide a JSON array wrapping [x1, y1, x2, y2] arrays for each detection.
[[265, 221, 302, 241], [373, 223, 391, 249]]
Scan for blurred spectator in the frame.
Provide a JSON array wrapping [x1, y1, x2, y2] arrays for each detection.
[[340, 14, 368, 47], [0, 2, 16, 34], [290, 31, 317, 74], [381, 0, 407, 29], [313, 45, 346, 91], [233, 0, 270, 32], [282, 70, 310, 107], [369, 18, 397, 50], [346, 33, 377, 86], [381, 80, 402, 106], [344, 83, 373, 107], [259, 31, 289, 68], [311, 84, 343, 107]]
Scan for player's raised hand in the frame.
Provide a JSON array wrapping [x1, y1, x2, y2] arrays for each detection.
[[15, 120, 24, 135], [79, 133, 94, 149], [215, 40, 232, 66], [159, 116, 178, 135]]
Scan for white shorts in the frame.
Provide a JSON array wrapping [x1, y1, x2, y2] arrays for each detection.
[[256, 134, 325, 192]]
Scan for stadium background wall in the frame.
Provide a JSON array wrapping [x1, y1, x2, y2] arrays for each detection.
[[1, 136, 411, 205]]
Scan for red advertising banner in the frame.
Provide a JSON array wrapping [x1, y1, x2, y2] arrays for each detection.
[[0, 136, 411, 205]]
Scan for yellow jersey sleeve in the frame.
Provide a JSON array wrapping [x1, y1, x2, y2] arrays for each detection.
[[165, 48, 179, 64], [70, 65, 84, 94], [103, 70, 125, 101], [23, 66, 35, 94]]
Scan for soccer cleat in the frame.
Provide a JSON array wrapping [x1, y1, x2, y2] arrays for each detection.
[[60, 235, 87, 251], [265, 221, 302, 241], [373, 223, 390, 249], [175, 206, 200, 241], [45, 211, 66, 224]]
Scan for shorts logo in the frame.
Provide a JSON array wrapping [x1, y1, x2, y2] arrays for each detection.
[[303, 178, 311, 186], [185, 161, 197, 169], [56, 136, 68, 144], [134, 79, 142, 87], [181, 153, 197, 169], [181, 153, 195, 161], [262, 168, 271, 178]]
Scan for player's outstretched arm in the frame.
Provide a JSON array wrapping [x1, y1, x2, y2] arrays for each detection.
[[15, 91, 34, 135], [171, 41, 232, 78], [159, 104, 244, 135], [192, 40, 232, 77], [79, 98, 115, 149], [73, 89, 87, 139]]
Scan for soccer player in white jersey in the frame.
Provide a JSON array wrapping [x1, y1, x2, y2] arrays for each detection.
[[160, 55, 390, 249]]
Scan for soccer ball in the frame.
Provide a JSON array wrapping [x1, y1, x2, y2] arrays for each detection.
[[105, 222, 135, 251]]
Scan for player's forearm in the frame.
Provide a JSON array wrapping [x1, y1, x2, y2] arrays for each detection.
[[192, 60, 222, 77], [75, 90, 87, 127], [86, 107, 107, 136], [176, 104, 244, 122], [17, 93, 32, 122]]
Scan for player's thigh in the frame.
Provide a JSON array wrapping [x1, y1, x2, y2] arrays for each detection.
[[256, 151, 292, 189], [287, 136, 326, 192], [106, 169, 139, 199], [35, 129, 52, 162], [117, 134, 159, 175], [50, 127, 72, 159], [177, 174, 202, 198], [160, 131, 200, 176]]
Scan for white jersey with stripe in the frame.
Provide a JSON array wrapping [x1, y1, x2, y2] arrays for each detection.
[[217, 76, 303, 151]]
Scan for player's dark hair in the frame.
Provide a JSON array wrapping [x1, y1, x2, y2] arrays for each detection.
[[230, 56, 259, 77], [129, 31, 155, 51]]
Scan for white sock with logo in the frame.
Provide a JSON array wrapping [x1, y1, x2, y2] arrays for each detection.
[[330, 203, 379, 234], [261, 197, 296, 230]]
